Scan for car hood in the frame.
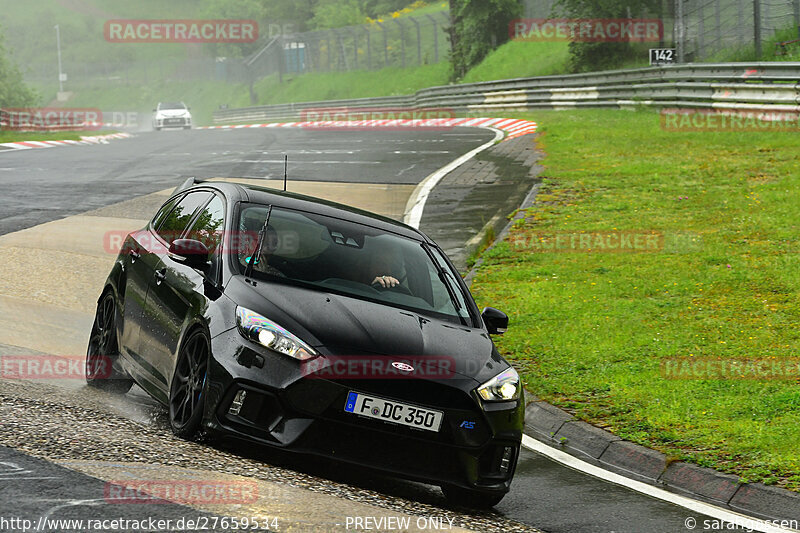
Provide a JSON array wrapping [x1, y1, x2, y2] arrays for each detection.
[[226, 276, 505, 383], [157, 110, 189, 118]]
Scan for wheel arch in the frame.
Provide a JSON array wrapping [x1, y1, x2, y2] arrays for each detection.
[[99, 259, 126, 307], [168, 316, 213, 390]]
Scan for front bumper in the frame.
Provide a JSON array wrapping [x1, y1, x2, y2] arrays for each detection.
[[155, 116, 191, 128], [202, 337, 524, 493]]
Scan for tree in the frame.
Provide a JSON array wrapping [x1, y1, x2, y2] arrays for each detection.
[[554, 0, 664, 72], [263, 0, 321, 33], [202, 0, 268, 104], [308, 0, 369, 30], [365, 0, 412, 17], [202, 0, 268, 59], [0, 29, 37, 108], [262, 0, 411, 31], [447, 0, 522, 81]]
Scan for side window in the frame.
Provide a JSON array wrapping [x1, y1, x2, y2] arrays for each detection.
[[151, 196, 180, 231], [185, 195, 225, 281], [430, 248, 471, 320], [186, 195, 225, 254], [156, 191, 212, 244]]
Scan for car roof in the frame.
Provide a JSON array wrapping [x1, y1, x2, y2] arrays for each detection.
[[183, 179, 432, 243]]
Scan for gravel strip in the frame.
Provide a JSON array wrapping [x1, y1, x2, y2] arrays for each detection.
[[0, 379, 539, 533]]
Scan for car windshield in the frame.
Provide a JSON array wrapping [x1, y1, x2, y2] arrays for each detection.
[[237, 204, 473, 325], [159, 103, 186, 110]]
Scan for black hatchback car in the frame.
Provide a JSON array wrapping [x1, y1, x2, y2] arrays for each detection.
[[86, 179, 524, 507]]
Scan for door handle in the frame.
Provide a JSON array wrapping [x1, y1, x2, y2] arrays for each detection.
[[154, 268, 167, 283], [130, 249, 141, 261]]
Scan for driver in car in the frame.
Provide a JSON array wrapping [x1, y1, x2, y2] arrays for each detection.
[[367, 248, 401, 289]]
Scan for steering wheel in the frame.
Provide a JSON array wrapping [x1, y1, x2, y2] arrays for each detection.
[[371, 278, 413, 296]]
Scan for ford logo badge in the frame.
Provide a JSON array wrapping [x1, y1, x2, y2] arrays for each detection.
[[391, 362, 414, 372]]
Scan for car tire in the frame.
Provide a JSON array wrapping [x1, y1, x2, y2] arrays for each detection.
[[85, 290, 134, 394], [183, 125, 191, 130], [441, 484, 506, 509], [168, 327, 209, 439]]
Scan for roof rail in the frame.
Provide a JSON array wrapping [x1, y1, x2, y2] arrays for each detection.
[[172, 176, 205, 196]]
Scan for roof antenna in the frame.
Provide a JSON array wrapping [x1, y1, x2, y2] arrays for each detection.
[[283, 154, 288, 192]]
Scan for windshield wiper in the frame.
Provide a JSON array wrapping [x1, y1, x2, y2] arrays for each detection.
[[245, 204, 273, 280], [421, 243, 468, 326]]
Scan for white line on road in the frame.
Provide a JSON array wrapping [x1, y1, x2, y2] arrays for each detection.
[[404, 127, 504, 228], [238, 159, 381, 165], [521, 435, 799, 533], [392, 150, 451, 154]]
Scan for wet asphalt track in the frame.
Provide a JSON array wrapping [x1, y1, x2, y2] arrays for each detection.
[[0, 126, 494, 236], [0, 128, 729, 532]]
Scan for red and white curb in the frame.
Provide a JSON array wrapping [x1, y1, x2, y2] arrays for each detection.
[[198, 116, 538, 141], [0, 132, 132, 152]]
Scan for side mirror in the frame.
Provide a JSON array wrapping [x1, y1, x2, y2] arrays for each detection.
[[169, 239, 210, 271], [481, 307, 508, 335]]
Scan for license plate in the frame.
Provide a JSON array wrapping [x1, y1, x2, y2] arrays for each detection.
[[344, 391, 443, 432]]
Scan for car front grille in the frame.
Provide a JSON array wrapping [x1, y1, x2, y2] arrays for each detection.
[[295, 417, 462, 480]]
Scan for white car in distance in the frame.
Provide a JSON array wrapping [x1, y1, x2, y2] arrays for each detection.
[[152, 102, 192, 131]]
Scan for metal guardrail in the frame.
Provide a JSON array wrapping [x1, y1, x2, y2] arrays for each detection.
[[213, 94, 416, 123], [213, 62, 800, 124]]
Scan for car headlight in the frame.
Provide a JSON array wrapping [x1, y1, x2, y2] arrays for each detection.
[[477, 367, 521, 402], [235, 306, 317, 361]]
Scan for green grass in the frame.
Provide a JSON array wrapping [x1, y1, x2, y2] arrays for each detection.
[[0, 131, 84, 142], [25, 40, 450, 127], [469, 109, 800, 490], [252, 63, 451, 105], [393, 1, 448, 18], [66, 80, 251, 127], [62, 61, 448, 126], [462, 40, 571, 82], [0, 0, 202, 68], [707, 24, 800, 62]]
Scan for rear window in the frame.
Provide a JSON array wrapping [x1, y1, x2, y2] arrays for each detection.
[[185, 195, 225, 254], [151, 197, 179, 231], [156, 191, 212, 244]]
